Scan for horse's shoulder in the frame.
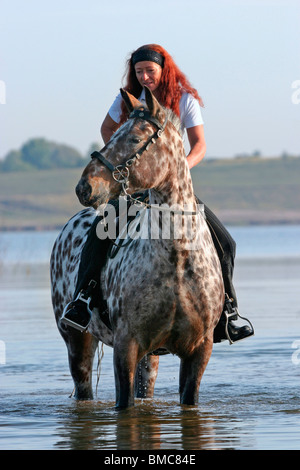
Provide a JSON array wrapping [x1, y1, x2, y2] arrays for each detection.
[[61, 208, 95, 236], [52, 208, 96, 256]]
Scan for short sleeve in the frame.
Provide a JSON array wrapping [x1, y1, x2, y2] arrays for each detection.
[[179, 93, 204, 130], [108, 93, 122, 123]]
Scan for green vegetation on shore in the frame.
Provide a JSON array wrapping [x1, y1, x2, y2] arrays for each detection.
[[0, 137, 102, 173], [0, 137, 299, 229], [191, 155, 300, 225]]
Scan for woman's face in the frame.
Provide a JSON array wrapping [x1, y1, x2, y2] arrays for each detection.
[[134, 61, 162, 92]]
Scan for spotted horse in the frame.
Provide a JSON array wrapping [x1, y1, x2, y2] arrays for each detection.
[[50, 87, 224, 408]]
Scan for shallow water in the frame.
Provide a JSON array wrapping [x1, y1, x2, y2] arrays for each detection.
[[0, 228, 300, 450]]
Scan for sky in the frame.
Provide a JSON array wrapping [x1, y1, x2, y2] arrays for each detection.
[[0, 0, 299, 159]]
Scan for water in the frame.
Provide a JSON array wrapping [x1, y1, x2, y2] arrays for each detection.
[[1, 224, 300, 264], [0, 226, 300, 450]]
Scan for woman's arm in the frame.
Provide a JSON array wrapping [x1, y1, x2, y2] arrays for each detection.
[[100, 113, 120, 144], [186, 124, 206, 169]]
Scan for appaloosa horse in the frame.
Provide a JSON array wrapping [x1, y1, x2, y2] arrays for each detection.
[[50, 87, 224, 408]]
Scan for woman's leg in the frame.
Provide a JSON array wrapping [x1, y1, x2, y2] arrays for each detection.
[[61, 195, 144, 332], [201, 203, 238, 307], [74, 217, 110, 302], [61, 215, 112, 331], [197, 198, 254, 343]]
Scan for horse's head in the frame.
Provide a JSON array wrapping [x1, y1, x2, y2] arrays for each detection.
[[76, 87, 177, 208]]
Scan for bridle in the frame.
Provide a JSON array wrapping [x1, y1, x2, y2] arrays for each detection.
[[91, 107, 167, 201], [90, 107, 199, 216]]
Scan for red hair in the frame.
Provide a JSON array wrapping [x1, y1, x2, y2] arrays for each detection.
[[119, 44, 204, 124]]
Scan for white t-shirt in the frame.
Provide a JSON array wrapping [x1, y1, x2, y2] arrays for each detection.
[[108, 89, 204, 133]]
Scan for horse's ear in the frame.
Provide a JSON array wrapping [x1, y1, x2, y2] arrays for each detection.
[[144, 86, 160, 117], [120, 88, 142, 113]]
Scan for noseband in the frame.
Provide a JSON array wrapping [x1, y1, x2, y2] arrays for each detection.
[[91, 108, 168, 197]]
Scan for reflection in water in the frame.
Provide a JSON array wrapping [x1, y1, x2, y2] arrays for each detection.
[[1, 252, 300, 450], [53, 400, 247, 450]]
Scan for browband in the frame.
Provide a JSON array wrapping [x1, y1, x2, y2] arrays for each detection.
[[129, 108, 166, 131]]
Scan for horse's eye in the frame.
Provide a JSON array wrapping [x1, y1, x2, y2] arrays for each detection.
[[129, 136, 141, 145]]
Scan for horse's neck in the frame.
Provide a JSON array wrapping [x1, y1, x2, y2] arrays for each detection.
[[149, 145, 196, 211], [147, 145, 203, 252]]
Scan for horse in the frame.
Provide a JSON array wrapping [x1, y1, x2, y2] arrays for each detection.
[[50, 87, 224, 408]]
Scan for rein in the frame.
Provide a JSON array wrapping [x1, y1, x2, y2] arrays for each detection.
[[91, 107, 199, 216]]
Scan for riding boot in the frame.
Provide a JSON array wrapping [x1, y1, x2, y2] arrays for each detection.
[[198, 199, 254, 344], [61, 214, 112, 332], [213, 294, 254, 344], [61, 280, 98, 332]]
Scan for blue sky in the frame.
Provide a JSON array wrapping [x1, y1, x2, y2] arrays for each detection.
[[0, 0, 299, 159]]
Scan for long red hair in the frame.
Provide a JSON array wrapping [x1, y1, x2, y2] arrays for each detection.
[[119, 44, 204, 124]]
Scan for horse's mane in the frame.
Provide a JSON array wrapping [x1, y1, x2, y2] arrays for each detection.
[[163, 106, 182, 135]]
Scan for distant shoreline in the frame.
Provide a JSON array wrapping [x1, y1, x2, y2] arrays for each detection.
[[1, 210, 300, 231], [1, 156, 299, 231]]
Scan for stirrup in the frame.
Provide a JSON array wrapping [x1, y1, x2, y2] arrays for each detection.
[[61, 280, 96, 333], [224, 308, 254, 345]]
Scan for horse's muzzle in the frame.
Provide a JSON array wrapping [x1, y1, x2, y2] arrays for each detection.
[[76, 177, 111, 208], [76, 178, 93, 207]]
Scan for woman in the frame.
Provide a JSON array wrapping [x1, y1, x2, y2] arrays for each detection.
[[101, 45, 206, 169], [62, 44, 253, 344]]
